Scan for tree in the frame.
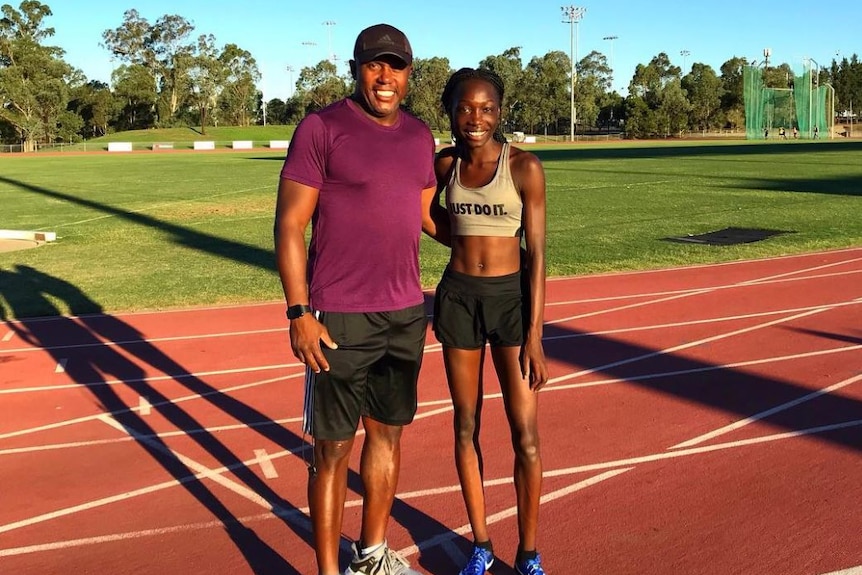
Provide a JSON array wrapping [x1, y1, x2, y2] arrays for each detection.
[[479, 47, 524, 133], [719, 56, 748, 129], [185, 33, 222, 132], [102, 10, 195, 124], [521, 51, 569, 135], [293, 60, 349, 116], [111, 62, 157, 130], [0, 0, 73, 151], [218, 43, 260, 126], [682, 63, 723, 131], [404, 56, 450, 133], [574, 50, 612, 131]]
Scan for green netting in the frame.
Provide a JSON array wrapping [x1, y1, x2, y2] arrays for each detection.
[[743, 66, 829, 139]]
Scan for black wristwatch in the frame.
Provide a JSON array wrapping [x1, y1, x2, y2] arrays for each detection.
[[286, 304, 312, 320]]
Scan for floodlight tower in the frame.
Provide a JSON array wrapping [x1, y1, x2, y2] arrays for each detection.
[[561, 5, 586, 142], [680, 49, 690, 74], [323, 20, 336, 62], [285, 65, 295, 98], [603, 35, 618, 126], [302, 40, 317, 66]]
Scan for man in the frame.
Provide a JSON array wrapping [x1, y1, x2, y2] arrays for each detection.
[[274, 23, 436, 575]]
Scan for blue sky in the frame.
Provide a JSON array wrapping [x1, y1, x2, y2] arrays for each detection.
[[47, 0, 859, 100]]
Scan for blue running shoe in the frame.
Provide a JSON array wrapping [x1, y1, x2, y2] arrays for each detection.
[[515, 552, 546, 575], [459, 545, 494, 575]]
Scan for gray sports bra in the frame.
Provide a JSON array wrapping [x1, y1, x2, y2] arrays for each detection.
[[446, 143, 523, 237]]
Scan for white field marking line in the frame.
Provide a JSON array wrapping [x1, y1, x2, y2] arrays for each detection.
[[0, 372, 301, 440], [42, 186, 272, 230], [253, 449, 279, 479], [547, 258, 862, 325], [98, 414, 282, 510], [0, 362, 302, 395], [0, 418, 299, 456], [545, 267, 862, 308], [2, 326, 288, 354], [0, 300, 286, 327], [4, 417, 859, 557], [0, 413, 303, 536], [396, 469, 634, 558], [54, 358, 67, 373], [1, 330, 13, 342], [138, 396, 151, 415], [543, 419, 862, 478], [545, 299, 861, 341], [544, 305, 834, 386], [671, 372, 862, 449], [820, 567, 862, 575], [545, 343, 862, 393]]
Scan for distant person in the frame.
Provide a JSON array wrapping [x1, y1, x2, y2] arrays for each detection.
[[274, 23, 436, 575], [764, 127, 769, 139], [424, 67, 549, 575], [813, 125, 820, 139], [793, 126, 799, 139], [779, 126, 786, 139]]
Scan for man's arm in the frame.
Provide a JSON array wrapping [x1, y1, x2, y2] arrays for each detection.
[[274, 178, 336, 373]]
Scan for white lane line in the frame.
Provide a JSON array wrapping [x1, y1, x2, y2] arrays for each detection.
[[545, 299, 861, 340], [138, 396, 151, 416], [54, 358, 67, 373], [397, 469, 633, 558], [0, 418, 300, 456], [546, 305, 834, 386], [3, 416, 858, 556], [253, 449, 279, 479], [0, 362, 302, 395], [2, 327, 288, 355], [820, 567, 862, 575], [547, 263, 862, 326], [671, 372, 862, 449], [97, 415, 282, 511], [544, 419, 862, 478], [546, 344, 862, 392], [0, 372, 301, 440], [545, 268, 862, 308], [2, 330, 13, 342]]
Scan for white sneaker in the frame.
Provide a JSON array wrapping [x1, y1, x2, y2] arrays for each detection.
[[343, 540, 413, 575]]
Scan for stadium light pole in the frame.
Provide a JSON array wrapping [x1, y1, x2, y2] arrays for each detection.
[[603, 35, 618, 127], [302, 41, 317, 66], [285, 65, 295, 99], [323, 20, 336, 62], [561, 5, 586, 142], [680, 49, 690, 74]]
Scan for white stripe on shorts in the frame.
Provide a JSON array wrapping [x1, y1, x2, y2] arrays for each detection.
[[302, 365, 315, 436]]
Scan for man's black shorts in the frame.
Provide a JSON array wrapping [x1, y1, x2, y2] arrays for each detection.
[[302, 303, 427, 441]]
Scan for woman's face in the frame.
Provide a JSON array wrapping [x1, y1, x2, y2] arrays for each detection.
[[450, 78, 502, 147]]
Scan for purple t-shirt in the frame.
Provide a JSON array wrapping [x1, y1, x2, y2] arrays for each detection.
[[280, 98, 437, 313]]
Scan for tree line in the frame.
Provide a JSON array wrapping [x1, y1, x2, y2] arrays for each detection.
[[2, 1, 862, 151]]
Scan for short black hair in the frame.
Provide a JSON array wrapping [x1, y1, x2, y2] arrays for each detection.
[[441, 67, 507, 144]]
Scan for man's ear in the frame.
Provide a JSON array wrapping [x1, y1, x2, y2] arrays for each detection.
[[349, 60, 357, 80]]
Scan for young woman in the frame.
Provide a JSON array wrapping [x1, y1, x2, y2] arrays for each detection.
[[422, 68, 549, 575]]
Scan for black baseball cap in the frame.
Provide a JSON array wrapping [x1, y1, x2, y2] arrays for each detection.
[[353, 23, 413, 66]]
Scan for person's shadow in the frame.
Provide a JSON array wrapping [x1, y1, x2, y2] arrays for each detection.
[[0, 264, 309, 574]]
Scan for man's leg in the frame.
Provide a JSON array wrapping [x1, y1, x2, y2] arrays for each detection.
[[309, 437, 356, 575], [357, 417, 403, 547]]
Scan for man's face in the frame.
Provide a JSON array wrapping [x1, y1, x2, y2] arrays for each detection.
[[351, 54, 411, 125]]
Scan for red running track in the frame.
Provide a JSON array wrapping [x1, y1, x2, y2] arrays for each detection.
[[1, 248, 861, 575]]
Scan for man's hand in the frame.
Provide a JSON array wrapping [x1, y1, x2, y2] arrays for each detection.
[[289, 314, 338, 373]]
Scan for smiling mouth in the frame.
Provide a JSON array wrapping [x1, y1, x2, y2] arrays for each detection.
[[465, 130, 487, 138], [376, 90, 396, 99]]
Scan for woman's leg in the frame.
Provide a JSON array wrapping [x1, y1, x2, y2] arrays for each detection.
[[444, 345, 490, 543], [491, 345, 542, 553]]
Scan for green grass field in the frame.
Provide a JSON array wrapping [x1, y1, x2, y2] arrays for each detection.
[[1, 138, 861, 319]]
